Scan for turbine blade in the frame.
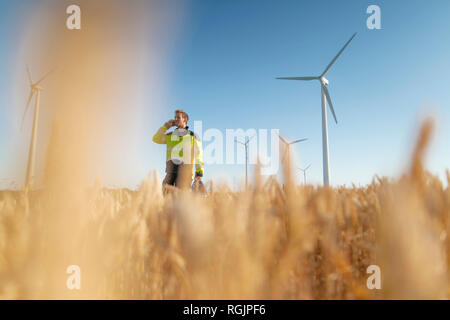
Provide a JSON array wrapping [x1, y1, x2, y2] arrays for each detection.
[[305, 164, 311, 170], [321, 32, 357, 77], [21, 90, 34, 130], [26, 65, 32, 85], [322, 85, 338, 124], [276, 76, 318, 80], [290, 138, 308, 144], [35, 68, 56, 86], [277, 133, 288, 145]]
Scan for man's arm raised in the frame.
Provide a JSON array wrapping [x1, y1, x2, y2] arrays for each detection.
[[152, 120, 174, 144]]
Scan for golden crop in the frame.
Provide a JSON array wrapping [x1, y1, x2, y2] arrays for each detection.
[[0, 119, 448, 299]]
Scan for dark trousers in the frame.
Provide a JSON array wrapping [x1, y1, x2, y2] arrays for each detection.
[[163, 160, 192, 190]]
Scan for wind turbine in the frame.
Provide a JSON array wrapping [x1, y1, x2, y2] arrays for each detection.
[[277, 33, 357, 186], [277, 133, 307, 164], [297, 164, 311, 185], [236, 135, 255, 189], [22, 66, 53, 189]]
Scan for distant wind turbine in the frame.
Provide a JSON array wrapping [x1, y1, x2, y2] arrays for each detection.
[[277, 133, 307, 164], [277, 32, 357, 186], [297, 164, 312, 185], [22, 66, 53, 189], [236, 135, 255, 189]]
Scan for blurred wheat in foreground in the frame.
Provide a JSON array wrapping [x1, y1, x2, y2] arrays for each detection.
[[0, 119, 449, 299]]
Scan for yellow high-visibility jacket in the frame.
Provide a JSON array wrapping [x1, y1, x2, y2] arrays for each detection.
[[152, 125, 204, 177]]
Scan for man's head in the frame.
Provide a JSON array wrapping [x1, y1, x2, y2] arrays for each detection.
[[174, 109, 188, 129]]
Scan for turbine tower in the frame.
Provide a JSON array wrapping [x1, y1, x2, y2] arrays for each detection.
[[277, 33, 357, 186], [236, 135, 255, 189], [22, 66, 53, 189], [277, 133, 307, 164]]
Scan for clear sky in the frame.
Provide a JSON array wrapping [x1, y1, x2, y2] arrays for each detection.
[[1, 0, 449, 189]]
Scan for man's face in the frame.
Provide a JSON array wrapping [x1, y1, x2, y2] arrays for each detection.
[[175, 112, 187, 128]]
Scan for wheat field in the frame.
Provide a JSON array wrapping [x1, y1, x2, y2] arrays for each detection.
[[0, 119, 448, 299]]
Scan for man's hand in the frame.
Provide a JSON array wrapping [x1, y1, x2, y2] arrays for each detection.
[[164, 120, 175, 128]]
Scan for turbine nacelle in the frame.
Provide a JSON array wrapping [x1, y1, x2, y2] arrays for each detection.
[[320, 76, 329, 86], [32, 85, 44, 91]]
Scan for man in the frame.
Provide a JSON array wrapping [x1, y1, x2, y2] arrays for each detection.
[[152, 109, 204, 191]]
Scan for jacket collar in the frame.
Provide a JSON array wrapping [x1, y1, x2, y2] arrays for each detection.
[[174, 126, 189, 137]]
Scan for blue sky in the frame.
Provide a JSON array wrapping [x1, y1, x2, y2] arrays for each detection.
[[0, 0, 29, 188], [1, 0, 450, 189]]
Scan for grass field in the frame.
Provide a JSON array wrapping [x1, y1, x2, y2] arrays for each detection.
[[0, 119, 448, 299]]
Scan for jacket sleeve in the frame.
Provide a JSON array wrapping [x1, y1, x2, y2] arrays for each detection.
[[152, 125, 168, 144], [193, 135, 204, 177]]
